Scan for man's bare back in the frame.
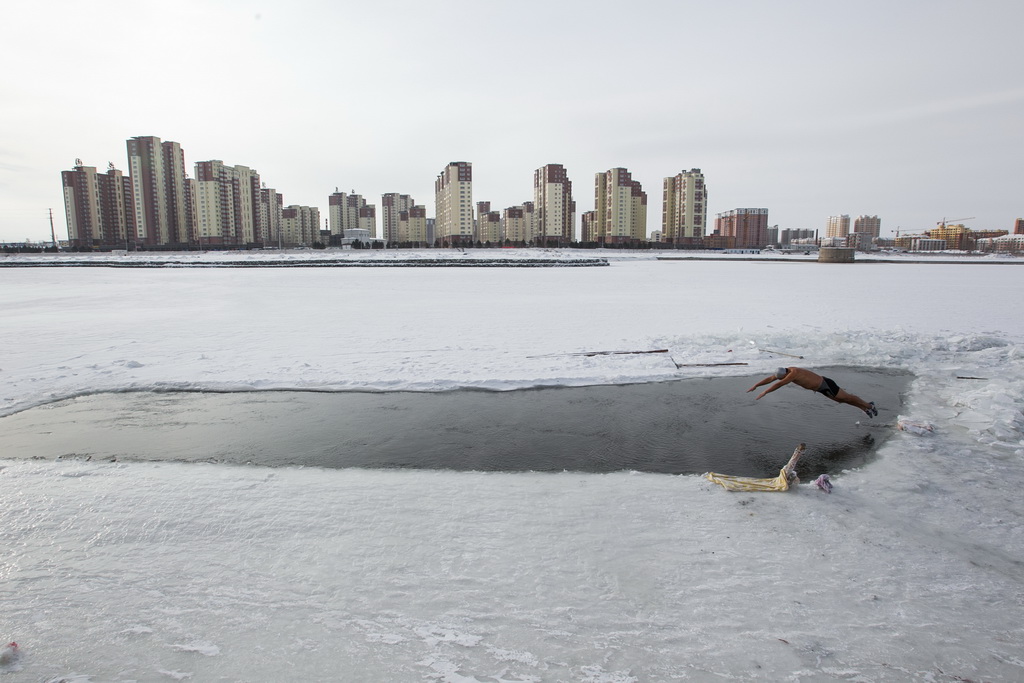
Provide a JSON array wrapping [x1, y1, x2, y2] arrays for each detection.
[[747, 367, 877, 417]]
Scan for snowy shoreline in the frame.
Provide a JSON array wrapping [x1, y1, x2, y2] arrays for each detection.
[[2, 247, 1022, 268]]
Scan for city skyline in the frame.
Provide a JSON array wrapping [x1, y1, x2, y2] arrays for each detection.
[[3, 1, 1023, 242], [53, 143, 1016, 250]]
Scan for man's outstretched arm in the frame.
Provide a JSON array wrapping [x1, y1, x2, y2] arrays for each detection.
[[754, 377, 792, 399], [747, 375, 777, 393]]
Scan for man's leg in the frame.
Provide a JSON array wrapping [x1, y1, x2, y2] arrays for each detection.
[[833, 389, 874, 414]]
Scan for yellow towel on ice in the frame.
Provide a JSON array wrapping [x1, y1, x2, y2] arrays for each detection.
[[705, 468, 791, 492]]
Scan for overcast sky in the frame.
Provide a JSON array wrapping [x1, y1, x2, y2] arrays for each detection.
[[2, 0, 1022, 242]]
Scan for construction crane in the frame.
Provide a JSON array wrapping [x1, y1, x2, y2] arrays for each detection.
[[937, 216, 975, 229]]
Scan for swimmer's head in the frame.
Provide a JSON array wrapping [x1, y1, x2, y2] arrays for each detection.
[[775, 367, 788, 379]]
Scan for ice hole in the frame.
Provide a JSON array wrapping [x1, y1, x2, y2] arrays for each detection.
[[0, 367, 911, 477]]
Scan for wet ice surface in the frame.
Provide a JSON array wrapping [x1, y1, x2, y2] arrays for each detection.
[[0, 369, 910, 477]]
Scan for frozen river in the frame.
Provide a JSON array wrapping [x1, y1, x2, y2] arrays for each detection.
[[2, 254, 1023, 682]]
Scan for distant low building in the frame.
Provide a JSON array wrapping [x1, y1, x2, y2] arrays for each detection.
[[927, 224, 1008, 250], [703, 234, 736, 250], [847, 232, 876, 251], [853, 215, 881, 238], [780, 228, 816, 246], [912, 238, 947, 251], [977, 234, 1024, 253], [330, 227, 384, 248], [789, 237, 818, 248]]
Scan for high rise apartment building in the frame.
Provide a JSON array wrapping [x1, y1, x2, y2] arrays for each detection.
[[260, 187, 283, 246], [534, 164, 575, 244], [280, 205, 320, 246], [382, 193, 414, 243], [61, 161, 135, 248], [61, 134, 321, 249], [580, 210, 597, 243], [329, 191, 375, 238], [434, 162, 473, 244], [715, 208, 769, 248], [398, 205, 428, 244], [193, 160, 261, 246], [475, 201, 502, 244], [662, 168, 707, 242], [826, 214, 851, 239], [359, 204, 377, 237], [502, 206, 526, 243], [853, 215, 881, 238], [502, 203, 536, 244], [126, 136, 194, 246], [594, 168, 647, 243]]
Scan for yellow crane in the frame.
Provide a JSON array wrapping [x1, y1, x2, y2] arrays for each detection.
[[937, 216, 975, 229]]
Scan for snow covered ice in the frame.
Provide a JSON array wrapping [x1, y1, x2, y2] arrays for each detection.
[[2, 250, 1024, 681]]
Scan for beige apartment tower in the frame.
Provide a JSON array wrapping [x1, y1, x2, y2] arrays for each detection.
[[382, 193, 414, 243], [580, 210, 597, 243], [398, 205, 428, 244], [62, 161, 135, 248], [826, 214, 851, 239], [193, 160, 261, 246], [281, 205, 320, 246], [534, 164, 575, 244], [260, 187, 284, 246], [475, 201, 502, 244], [434, 162, 473, 244], [329, 191, 376, 238], [853, 215, 881, 238], [126, 136, 194, 246], [662, 168, 707, 242], [594, 168, 647, 243], [502, 203, 536, 244]]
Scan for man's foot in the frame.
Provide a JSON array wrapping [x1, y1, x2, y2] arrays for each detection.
[[864, 402, 878, 418]]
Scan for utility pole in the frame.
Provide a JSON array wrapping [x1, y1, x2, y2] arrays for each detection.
[[48, 208, 60, 250]]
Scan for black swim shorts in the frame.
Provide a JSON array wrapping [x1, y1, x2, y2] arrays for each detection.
[[817, 376, 841, 399]]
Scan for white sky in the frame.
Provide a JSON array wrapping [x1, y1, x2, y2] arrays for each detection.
[[2, 0, 1022, 242]]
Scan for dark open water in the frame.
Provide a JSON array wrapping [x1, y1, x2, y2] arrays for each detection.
[[0, 368, 910, 477]]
